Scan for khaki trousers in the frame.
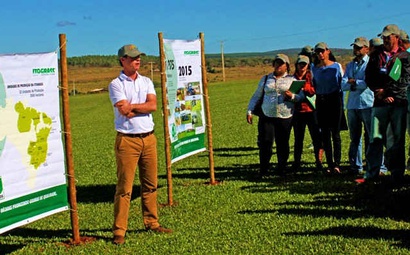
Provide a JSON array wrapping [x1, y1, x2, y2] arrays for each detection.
[[113, 133, 159, 237]]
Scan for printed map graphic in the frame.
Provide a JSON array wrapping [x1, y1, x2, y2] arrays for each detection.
[[0, 73, 52, 172]]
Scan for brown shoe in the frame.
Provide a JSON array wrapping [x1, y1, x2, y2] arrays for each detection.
[[112, 235, 125, 245], [147, 226, 172, 234]]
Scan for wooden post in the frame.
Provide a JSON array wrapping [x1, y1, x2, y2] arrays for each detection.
[[59, 34, 81, 243], [221, 41, 226, 82], [199, 33, 216, 184], [148, 61, 155, 81], [158, 32, 173, 206]]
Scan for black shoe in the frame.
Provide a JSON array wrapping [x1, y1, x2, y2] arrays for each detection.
[[316, 163, 323, 172], [273, 169, 285, 177]]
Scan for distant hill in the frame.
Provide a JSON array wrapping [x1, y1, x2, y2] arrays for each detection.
[[206, 48, 352, 59]]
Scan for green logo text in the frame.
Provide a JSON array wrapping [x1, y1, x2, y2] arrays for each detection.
[[32, 68, 55, 75]]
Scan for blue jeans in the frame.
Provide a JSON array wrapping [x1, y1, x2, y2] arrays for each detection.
[[347, 108, 372, 171], [366, 105, 407, 179]]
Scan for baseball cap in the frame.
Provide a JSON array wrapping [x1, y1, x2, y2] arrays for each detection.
[[378, 24, 400, 37], [274, 54, 290, 64], [369, 37, 383, 47], [118, 44, 146, 58], [400, 30, 409, 41], [314, 42, 328, 51], [300, 45, 313, 56], [296, 55, 310, 64], [350, 37, 369, 47]]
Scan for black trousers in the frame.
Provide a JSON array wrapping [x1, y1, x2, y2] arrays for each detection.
[[316, 92, 345, 169], [292, 111, 323, 166], [257, 115, 293, 173]]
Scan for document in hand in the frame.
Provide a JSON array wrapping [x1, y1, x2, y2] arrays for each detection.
[[289, 80, 305, 93], [389, 58, 401, 81], [306, 95, 316, 109]]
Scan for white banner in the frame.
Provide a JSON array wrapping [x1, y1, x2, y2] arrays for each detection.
[[0, 52, 68, 234], [163, 39, 207, 163]]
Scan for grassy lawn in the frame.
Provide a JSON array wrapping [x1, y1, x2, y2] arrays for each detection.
[[1, 79, 410, 254]]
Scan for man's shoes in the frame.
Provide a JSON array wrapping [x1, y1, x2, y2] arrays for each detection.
[[112, 235, 125, 245], [146, 226, 172, 234]]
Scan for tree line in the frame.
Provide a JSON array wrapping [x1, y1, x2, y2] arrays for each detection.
[[67, 48, 353, 69]]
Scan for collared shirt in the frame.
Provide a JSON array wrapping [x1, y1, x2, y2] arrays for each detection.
[[248, 72, 299, 118], [341, 55, 374, 109], [312, 62, 343, 95], [109, 71, 156, 133]]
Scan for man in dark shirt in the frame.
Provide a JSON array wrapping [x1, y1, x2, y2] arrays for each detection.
[[363, 24, 410, 184]]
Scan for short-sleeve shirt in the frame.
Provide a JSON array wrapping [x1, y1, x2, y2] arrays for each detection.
[[109, 71, 156, 133]]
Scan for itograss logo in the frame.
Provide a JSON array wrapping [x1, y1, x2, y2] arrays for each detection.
[[184, 50, 199, 55], [32, 67, 56, 75]]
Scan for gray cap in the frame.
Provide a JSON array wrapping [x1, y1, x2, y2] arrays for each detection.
[[350, 37, 369, 47], [369, 38, 383, 47], [378, 24, 400, 37], [314, 42, 328, 51], [274, 54, 290, 64], [118, 44, 146, 58]]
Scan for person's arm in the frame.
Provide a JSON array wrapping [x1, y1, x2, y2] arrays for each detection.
[[116, 94, 157, 118], [247, 75, 267, 124], [341, 62, 353, 91], [302, 73, 315, 96]]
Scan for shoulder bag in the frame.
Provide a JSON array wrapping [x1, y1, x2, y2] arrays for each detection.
[[252, 75, 268, 117]]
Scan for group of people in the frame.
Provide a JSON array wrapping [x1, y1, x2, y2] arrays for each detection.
[[104, 23, 410, 245], [247, 24, 410, 185]]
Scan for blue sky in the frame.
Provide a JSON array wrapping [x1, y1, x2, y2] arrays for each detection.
[[1, 0, 410, 57]]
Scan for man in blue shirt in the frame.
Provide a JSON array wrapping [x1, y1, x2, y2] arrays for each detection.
[[342, 37, 373, 174]]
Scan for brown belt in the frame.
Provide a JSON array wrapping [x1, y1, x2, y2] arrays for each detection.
[[117, 130, 154, 138]]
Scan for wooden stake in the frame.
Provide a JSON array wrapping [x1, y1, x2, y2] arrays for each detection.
[[158, 32, 174, 206], [199, 33, 216, 184], [59, 34, 80, 243]]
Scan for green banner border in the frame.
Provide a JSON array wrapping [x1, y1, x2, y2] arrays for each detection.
[[0, 184, 68, 231]]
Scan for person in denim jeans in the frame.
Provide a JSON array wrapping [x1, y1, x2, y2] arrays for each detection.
[[363, 24, 410, 184], [342, 37, 373, 174]]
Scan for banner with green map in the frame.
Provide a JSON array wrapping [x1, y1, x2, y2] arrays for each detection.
[[0, 52, 68, 234]]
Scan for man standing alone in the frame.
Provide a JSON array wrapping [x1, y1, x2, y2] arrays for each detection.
[[109, 44, 171, 245]]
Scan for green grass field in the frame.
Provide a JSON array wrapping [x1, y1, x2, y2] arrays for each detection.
[[1, 80, 410, 254]]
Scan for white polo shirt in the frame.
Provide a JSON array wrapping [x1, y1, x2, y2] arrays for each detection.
[[109, 71, 156, 134]]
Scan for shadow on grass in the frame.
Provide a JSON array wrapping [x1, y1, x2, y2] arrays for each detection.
[[0, 244, 25, 255], [284, 225, 410, 250], [236, 166, 410, 249], [0, 228, 72, 254], [0, 227, 117, 254], [76, 184, 141, 203]]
